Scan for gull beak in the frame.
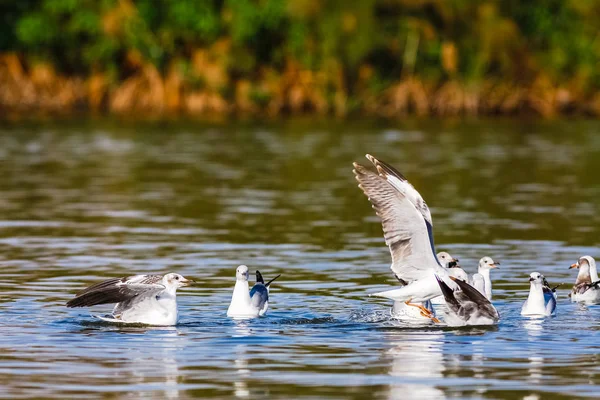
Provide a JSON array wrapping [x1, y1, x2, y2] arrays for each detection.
[[490, 262, 499, 269], [180, 278, 194, 287], [569, 263, 579, 269], [529, 277, 534, 282]]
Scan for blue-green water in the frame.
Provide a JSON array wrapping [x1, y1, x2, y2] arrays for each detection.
[[0, 119, 599, 399]]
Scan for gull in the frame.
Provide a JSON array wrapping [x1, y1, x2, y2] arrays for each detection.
[[227, 265, 280, 318], [353, 154, 467, 323], [521, 272, 557, 317], [569, 256, 600, 304], [66, 273, 193, 326], [435, 276, 499, 326], [474, 256, 499, 301]]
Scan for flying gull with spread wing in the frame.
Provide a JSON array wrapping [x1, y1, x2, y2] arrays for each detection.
[[353, 154, 498, 325]]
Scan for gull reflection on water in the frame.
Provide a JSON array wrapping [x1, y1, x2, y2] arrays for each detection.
[[523, 317, 544, 338], [234, 345, 251, 398], [123, 327, 184, 399], [385, 331, 446, 400], [232, 321, 253, 399], [523, 318, 545, 385]]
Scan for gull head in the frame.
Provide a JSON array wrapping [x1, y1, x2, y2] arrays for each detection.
[[571, 256, 595, 285], [164, 273, 193, 289], [528, 272, 544, 286], [236, 265, 250, 282], [479, 256, 499, 271], [437, 252, 459, 268], [570, 255, 594, 270]]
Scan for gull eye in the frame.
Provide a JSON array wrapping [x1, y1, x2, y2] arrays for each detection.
[[175, 276, 179, 280]]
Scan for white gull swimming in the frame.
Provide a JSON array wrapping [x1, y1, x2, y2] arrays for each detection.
[[569, 256, 600, 304], [227, 265, 281, 318], [473, 256, 499, 301], [66, 273, 193, 326], [521, 272, 557, 317]]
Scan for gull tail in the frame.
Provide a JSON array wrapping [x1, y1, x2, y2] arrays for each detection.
[[266, 274, 281, 287], [256, 270, 265, 284], [92, 314, 123, 324], [369, 287, 411, 302]]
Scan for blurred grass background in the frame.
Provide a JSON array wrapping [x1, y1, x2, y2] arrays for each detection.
[[1, 0, 599, 117]]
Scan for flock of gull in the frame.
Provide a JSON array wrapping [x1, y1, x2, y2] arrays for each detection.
[[66, 154, 600, 326]]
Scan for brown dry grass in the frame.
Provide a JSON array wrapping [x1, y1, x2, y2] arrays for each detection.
[[0, 52, 597, 118]]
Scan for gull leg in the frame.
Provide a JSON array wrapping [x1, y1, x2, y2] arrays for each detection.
[[404, 299, 440, 323]]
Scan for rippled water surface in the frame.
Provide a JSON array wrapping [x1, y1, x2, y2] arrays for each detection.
[[1, 119, 599, 399]]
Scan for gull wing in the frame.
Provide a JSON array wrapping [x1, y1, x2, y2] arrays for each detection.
[[435, 275, 460, 312], [544, 292, 557, 316], [256, 270, 265, 284], [366, 154, 433, 225], [451, 277, 499, 320], [354, 161, 439, 282], [67, 274, 165, 308], [250, 283, 269, 310]]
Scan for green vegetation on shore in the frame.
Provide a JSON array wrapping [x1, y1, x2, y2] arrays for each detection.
[[1, 0, 600, 117]]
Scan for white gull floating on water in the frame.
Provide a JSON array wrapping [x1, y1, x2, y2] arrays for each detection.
[[521, 272, 557, 317], [227, 265, 280, 318], [569, 256, 600, 304], [66, 273, 193, 326], [353, 154, 498, 325], [473, 256, 499, 301]]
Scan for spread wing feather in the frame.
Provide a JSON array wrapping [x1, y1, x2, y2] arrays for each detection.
[[451, 277, 499, 320], [353, 161, 438, 282], [67, 275, 165, 308], [366, 154, 433, 225]]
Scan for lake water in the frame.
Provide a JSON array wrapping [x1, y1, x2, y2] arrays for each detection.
[[0, 118, 599, 399]]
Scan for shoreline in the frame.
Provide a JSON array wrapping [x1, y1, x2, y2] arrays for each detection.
[[1, 55, 599, 119]]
